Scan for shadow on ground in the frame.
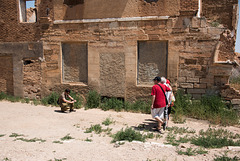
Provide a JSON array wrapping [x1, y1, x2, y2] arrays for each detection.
[[132, 119, 158, 132]]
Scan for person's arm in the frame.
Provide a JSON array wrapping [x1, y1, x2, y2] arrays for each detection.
[[151, 95, 156, 109], [62, 97, 73, 104], [68, 95, 76, 102], [151, 86, 156, 109]]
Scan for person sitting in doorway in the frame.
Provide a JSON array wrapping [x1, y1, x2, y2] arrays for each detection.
[[58, 89, 76, 112]]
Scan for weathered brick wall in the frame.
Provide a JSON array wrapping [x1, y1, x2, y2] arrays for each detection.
[[0, 55, 14, 95], [38, 15, 235, 100], [54, 0, 180, 20], [23, 59, 42, 99], [0, 0, 40, 42], [202, 0, 238, 30], [180, 0, 198, 11]]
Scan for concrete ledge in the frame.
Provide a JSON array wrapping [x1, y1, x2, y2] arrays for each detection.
[[54, 16, 169, 24]]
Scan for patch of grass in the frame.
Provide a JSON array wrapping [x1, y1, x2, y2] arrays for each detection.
[[85, 124, 103, 134], [199, 128, 240, 139], [14, 137, 46, 143], [102, 117, 115, 126], [112, 127, 147, 143], [0, 134, 5, 137], [191, 135, 240, 148], [191, 128, 240, 148], [60, 134, 74, 141], [86, 90, 101, 109], [85, 138, 92, 142], [173, 90, 239, 126], [9, 133, 24, 138], [167, 126, 195, 135], [32, 99, 41, 106], [53, 141, 63, 144], [2, 158, 11, 161], [41, 92, 59, 106], [69, 91, 83, 109], [210, 21, 220, 27], [214, 155, 240, 161], [100, 97, 124, 112], [48, 158, 67, 161], [177, 147, 208, 156], [165, 133, 180, 146], [124, 100, 151, 114]]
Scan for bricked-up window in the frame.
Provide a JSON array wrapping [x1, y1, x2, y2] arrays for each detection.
[[62, 42, 88, 84], [19, 0, 37, 22], [63, 0, 84, 6], [138, 41, 168, 85]]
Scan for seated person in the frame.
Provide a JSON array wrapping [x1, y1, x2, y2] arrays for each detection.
[[58, 89, 76, 112]]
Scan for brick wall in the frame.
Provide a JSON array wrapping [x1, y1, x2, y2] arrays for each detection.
[[180, 0, 198, 11], [202, 0, 238, 30]]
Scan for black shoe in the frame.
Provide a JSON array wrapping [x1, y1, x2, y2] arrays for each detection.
[[162, 123, 166, 131], [70, 109, 76, 112], [157, 129, 163, 134]]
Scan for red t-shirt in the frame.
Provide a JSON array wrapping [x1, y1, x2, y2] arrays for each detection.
[[151, 83, 171, 108]]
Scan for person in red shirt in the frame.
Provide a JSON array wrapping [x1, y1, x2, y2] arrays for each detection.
[[151, 76, 171, 134]]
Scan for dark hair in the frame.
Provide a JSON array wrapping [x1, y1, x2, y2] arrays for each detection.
[[65, 89, 71, 93]]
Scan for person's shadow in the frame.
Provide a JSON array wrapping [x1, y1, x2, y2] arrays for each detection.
[[54, 110, 68, 114], [132, 119, 158, 132]]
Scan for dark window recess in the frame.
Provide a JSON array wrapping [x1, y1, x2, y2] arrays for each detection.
[[24, 60, 34, 65], [138, 41, 168, 85], [144, 0, 159, 3], [63, 0, 84, 6]]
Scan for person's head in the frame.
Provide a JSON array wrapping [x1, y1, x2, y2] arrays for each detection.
[[65, 89, 71, 95], [153, 76, 161, 84], [161, 77, 167, 84]]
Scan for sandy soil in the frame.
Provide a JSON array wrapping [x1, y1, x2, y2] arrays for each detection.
[[0, 101, 239, 161]]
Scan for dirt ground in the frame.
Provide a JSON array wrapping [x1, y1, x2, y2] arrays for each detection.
[[0, 101, 240, 161]]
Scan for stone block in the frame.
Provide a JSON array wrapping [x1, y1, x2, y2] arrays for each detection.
[[179, 70, 195, 77], [179, 83, 193, 88], [187, 89, 206, 94], [191, 17, 200, 28], [187, 77, 200, 83], [178, 77, 186, 83], [228, 146, 240, 151], [207, 28, 224, 35], [231, 99, 240, 105], [194, 83, 207, 89]]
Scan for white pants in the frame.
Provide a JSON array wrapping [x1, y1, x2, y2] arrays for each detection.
[[151, 108, 165, 121]]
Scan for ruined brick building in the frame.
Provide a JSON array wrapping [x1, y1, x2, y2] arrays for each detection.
[[0, 0, 239, 102]]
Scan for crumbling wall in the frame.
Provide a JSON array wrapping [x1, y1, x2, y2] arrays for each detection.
[[23, 59, 42, 99], [202, 0, 238, 30], [54, 0, 180, 20], [0, 0, 40, 42]]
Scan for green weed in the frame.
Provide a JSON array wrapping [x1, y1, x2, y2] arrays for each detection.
[[85, 124, 103, 134], [167, 126, 196, 135], [2, 158, 11, 161], [9, 133, 24, 137], [85, 138, 92, 142], [69, 91, 83, 109], [53, 141, 63, 144], [112, 128, 147, 143], [102, 117, 115, 126], [60, 134, 74, 141], [173, 90, 239, 126], [0, 134, 5, 137], [86, 90, 101, 109], [214, 155, 240, 161], [14, 137, 46, 143], [100, 97, 124, 112], [191, 135, 240, 148], [177, 147, 208, 156], [41, 92, 59, 106]]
